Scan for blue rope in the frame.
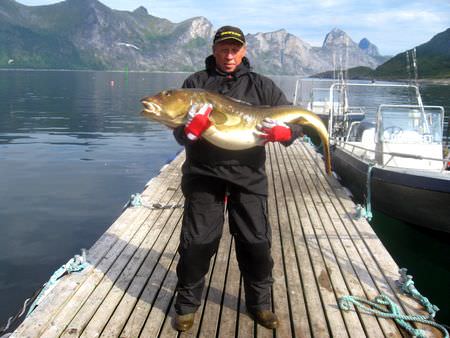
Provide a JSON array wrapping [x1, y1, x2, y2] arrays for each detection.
[[26, 249, 89, 317], [129, 193, 143, 207], [302, 135, 315, 147], [339, 269, 448, 338], [364, 163, 374, 221], [339, 294, 448, 338], [355, 162, 374, 221], [398, 268, 440, 319], [123, 193, 143, 210]]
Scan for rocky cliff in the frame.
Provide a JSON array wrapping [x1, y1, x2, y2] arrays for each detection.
[[0, 0, 388, 75]]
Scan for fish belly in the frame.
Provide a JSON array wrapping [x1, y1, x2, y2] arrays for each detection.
[[203, 127, 264, 150]]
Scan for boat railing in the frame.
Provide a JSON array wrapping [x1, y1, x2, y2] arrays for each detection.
[[336, 140, 450, 172], [445, 115, 450, 159], [328, 82, 424, 138]]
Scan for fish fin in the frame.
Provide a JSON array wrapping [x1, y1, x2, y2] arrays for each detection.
[[210, 110, 242, 128]]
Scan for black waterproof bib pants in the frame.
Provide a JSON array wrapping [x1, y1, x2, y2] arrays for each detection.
[[175, 174, 274, 315]]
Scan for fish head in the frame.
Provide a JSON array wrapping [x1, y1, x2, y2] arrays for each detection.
[[141, 89, 198, 128]]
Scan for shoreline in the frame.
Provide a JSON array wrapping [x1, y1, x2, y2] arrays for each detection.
[[1, 68, 449, 83], [418, 78, 450, 85], [0, 68, 192, 74]]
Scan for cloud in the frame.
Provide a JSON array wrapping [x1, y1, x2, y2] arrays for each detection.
[[363, 9, 444, 25]]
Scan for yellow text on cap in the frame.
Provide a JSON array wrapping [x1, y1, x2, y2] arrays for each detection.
[[220, 31, 242, 37]]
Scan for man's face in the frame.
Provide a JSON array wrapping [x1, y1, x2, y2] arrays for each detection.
[[213, 40, 247, 73]]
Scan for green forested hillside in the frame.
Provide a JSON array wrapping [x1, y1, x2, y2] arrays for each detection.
[[0, 21, 102, 69], [373, 28, 450, 79]]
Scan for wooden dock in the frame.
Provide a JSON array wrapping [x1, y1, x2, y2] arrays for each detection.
[[12, 141, 440, 337]]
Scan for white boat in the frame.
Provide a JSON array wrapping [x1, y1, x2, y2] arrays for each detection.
[[296, 80, 450, 233]]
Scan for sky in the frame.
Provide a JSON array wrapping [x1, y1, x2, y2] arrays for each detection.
[[17, 0, 450, 56]]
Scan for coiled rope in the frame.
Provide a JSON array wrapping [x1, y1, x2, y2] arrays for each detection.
[[339, 269, 448, 338]]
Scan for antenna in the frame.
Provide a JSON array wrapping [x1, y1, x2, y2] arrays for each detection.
[[406, 50, 412, 85], [333, 52, 336, 80], [345, 37, 349, 82], [412, 47, 418, 85], [407, 48, 428, 132]]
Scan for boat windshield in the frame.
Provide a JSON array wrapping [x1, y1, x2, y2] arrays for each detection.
[[378, 105, 444, 145], [307, 88, 333, 114]]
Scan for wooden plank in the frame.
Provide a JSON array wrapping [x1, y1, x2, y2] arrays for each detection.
[[271, 142, 355, 337], [117, 216, 179, 338], [267, 143, 311, 338], [56, 191, 183, 337], [300, 143, 441, 337], [286, 143, 385, 336], [292, 142, 402, 337], [102, 201, 182, 337], [136, 253, 179, 338], [187, 219, 234, 337], [215, 238, 240, 337], [286, 142, 391, 337], [269, 143, 332, 338], [82, 195, 184, 337], [236, 276, 255, 338]]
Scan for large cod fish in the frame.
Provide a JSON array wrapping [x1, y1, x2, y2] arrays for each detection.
[[141, 88, 331, 175]]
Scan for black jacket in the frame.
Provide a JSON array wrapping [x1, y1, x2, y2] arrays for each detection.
[[182, 56, 289, 106], [174, 56, 300, 194]]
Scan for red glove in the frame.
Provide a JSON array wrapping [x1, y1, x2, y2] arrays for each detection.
[[184, 104, 213, 141], [257, 118, 292, 143]]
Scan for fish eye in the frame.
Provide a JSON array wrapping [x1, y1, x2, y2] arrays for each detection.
[[162, 90, 171, 97]]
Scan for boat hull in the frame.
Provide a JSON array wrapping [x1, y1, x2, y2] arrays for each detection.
[[332, 146, 450, 233]]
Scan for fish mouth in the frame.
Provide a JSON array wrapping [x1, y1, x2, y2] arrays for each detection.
[[141, 98, 162, 117]]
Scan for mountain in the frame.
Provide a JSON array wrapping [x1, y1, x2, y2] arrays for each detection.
[[0, 0, 214, 71], [244, 28, 388, 75], [0, 0, 386, 75], [358, 38, 384, 61], [314, 28, 450, 79], [375, 28, 450, 78], [320, 28, 389, 68], [245, 29, 328, 75]]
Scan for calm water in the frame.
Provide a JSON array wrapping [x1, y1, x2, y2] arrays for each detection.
[[0, 71, 448, 329]]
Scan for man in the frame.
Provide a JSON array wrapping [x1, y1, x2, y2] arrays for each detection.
[[172, 25, 302, 332]]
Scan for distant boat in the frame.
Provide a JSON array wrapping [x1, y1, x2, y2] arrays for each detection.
[[299, 80, 450, 233]]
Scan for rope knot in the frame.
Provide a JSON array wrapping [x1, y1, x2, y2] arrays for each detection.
[[338, 296, 352, 311], [130, 193, 143, 207], [398, 268, 439, 319]]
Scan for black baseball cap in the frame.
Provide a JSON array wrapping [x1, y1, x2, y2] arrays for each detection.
[[213, 26, 246, 45]]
